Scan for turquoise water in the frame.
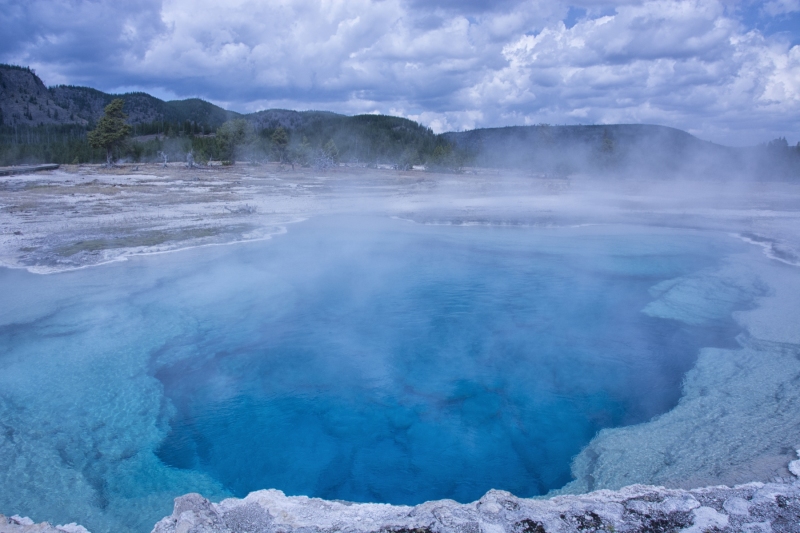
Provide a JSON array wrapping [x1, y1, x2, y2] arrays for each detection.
[[0, 217, 751, 532]]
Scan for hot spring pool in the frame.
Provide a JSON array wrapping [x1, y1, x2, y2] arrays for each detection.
[[0, 216, 758, 532]]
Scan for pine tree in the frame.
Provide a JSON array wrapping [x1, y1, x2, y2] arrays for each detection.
[[271, 127, 289, 162], [88, 99, 131, 165], [216, 119, 250, 163], [323, 139, 339, 162]]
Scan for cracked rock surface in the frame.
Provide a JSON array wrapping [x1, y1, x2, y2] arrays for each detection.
[[6, 471, 800, 533], [16, 474, 797, 533], [150, 477, 800, 533]]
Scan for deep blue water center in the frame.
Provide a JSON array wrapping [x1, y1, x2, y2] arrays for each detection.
[[149, 217, 740, 504], [0, 216, 752, 533]]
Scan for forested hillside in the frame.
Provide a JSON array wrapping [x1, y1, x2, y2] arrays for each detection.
[[1, 63, 798, 179], [442, 124, 799, 179], [444, 124, 736, 177], [0, 64, 238, 130], [0, 64, 449, 166], [247, 111, 443, 166]]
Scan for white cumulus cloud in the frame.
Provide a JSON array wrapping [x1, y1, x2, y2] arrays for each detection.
[[0, 0, 798, 144], [450, 0, 800, 144]]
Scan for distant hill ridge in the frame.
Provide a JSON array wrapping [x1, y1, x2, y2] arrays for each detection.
[[0, 63, 707, 144], [442, 123, 735, 174], [0, 63, 240, 128], [0, 64, 430, 136], [2, 63, 798, 178]]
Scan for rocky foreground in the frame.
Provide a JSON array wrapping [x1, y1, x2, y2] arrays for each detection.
[[154, 482, 800, 533], [3, 455, 799, 533]]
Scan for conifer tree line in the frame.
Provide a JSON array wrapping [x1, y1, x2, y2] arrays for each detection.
[[0, 98, 464, 169], [2, 96, 798, 179]]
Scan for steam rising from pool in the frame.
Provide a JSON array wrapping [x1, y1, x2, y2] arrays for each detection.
[[0, 216, 756, 533]]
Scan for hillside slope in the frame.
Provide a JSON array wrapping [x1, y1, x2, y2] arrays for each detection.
[[444, 124, 739, 177], [1, 63, 797, 177], [0, 64, 238, 128], [246, 110, 440, 164]]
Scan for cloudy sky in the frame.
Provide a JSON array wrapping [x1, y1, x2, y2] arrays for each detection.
[[1, 0, 799, 145]]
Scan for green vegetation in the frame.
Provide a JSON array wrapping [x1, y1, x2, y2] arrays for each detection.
[[4, 63, 794, 177], [0, 109, 467, 169], [88, 99, 131, 165], [274, 113, 448, 166], [0, 63, 36, 74], [3, 116, 798, 181], [216, 119, 253, 163], [271, 127, 289, 163], [0, 124, 105, 165], [1, 61, 797, 179], [444, 125, 800, 179]]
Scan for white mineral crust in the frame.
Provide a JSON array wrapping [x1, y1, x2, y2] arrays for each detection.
[[144, 478, 800, 533]]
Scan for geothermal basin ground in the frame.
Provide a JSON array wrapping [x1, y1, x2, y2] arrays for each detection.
[[1, 163, 800, 533]]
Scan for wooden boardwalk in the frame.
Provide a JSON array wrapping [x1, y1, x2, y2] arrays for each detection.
[[0, 164, 60, 176]]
